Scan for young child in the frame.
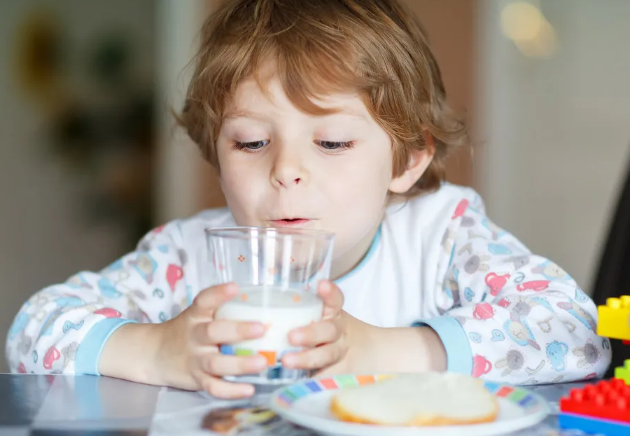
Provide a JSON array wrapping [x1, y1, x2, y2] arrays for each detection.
[[6, 0, 610, 399]]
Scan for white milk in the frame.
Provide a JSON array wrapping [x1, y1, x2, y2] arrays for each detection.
[[215, 286, 323, 353]]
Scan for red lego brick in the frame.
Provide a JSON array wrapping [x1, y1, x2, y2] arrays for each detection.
[[559, 379, 630, 423], [623, 340, 630, 345]]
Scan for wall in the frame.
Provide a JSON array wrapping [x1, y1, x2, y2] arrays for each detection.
[[401, 0, 476, 187], [477, 0, 630, 293], [0, 0, 155, 372], [154, 0, 211, 223]]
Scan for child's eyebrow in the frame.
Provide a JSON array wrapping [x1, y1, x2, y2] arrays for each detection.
[[223, 109, 268, 121], [311, 105, 370, 123], [332, 108, 369, 123], [223, 107, 369, 123]]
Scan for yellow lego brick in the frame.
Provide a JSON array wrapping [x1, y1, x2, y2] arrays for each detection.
[[615, 359, 630, 385], [597, 296, 630, 341]]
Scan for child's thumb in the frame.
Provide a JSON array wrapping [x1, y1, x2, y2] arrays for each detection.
[[318, 280, 344, 314]]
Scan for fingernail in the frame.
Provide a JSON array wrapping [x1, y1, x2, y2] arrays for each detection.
[[253, 356, 267, 368], [241, 385, 255, 397], [319, 280, 331, 293], [284, 355, 296, 368], [225, 284, 238, 295], [251, 323, 265, 335], [291, 331, 304, 344]]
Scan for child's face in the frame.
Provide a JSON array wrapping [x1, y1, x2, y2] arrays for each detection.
[[216, 76, 428, 276]]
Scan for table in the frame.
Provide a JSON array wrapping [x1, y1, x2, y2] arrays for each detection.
[[0, 374, 598, 435]]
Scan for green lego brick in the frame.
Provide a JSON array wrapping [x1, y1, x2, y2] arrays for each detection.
[[615, 359, 630, 385]]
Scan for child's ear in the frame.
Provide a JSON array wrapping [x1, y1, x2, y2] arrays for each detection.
[[389, 135, 435, 194]]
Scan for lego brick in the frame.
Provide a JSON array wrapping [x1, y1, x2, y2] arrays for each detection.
[[559, 379, 630, 423], [615, 360, 630, 385], [597, 296, 630, 341], [559, 412, 630, 436]]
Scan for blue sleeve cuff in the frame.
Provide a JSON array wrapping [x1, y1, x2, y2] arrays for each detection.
[[412, 315, 473, 375], [75, 318, 136, 376]]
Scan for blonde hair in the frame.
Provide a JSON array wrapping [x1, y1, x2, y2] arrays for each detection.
[[178, 0, 467, 197]]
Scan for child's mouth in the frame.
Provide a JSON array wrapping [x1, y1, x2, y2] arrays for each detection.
[[271, 218, 312, 227]]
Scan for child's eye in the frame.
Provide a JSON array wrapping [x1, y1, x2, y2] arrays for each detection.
[[315, 140, 355, 151], [233, 140, 269, 151]]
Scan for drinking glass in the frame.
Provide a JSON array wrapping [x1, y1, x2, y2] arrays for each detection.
[[205, 227, 335, 385]]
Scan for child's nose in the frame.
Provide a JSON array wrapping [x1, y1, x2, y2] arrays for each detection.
[[270, 149, 307, 189], [272, 171, 303, 188], [275, 176, 301, 187]]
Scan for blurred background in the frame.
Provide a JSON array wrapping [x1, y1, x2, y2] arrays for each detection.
[[2, 0, 630, 373]]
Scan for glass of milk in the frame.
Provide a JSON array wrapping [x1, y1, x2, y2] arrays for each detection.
[[205, 227, 335, 386]]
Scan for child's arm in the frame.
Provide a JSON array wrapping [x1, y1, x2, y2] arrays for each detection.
[[416, 193, 612, 384], [5, 222, 189, 376]]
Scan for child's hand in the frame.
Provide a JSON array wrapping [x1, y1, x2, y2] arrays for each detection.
[[281, 280, 448, 376], [282, 280, 376, 375], [155, 283, 267, 399]]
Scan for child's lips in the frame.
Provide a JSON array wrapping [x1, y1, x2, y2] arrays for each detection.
[[270, 218, 312, 227]]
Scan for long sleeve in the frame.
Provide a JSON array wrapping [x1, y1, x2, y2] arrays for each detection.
[[416, 193, 611, 385], [5, 221, 190, 375]]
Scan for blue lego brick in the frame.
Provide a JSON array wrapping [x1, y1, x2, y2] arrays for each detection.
[[559, 412, 630, 436]]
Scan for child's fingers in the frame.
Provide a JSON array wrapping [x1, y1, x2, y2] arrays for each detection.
[[194, 320, 265, 345], [198, 374, 255, 399], [282, 341, 346, 370], [317, 280, 344, 318], [288, 318, 342, 347], [203, 354, 267, 376], [192, 283, 238, 315]]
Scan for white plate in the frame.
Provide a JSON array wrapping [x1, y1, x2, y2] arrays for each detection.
[[268, 374, 550, 436]]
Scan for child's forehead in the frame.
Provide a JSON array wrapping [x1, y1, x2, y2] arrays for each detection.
[[225, 75, 369, 119]]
